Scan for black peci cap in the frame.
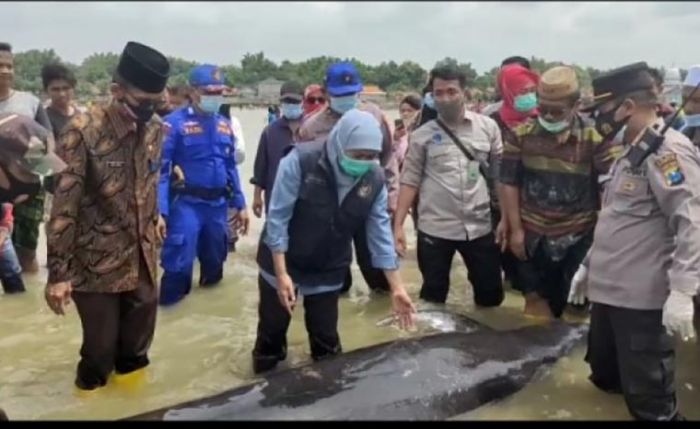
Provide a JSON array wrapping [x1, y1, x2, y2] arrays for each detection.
[[115, 41, 170, 94], [582, 62, 656, 112]]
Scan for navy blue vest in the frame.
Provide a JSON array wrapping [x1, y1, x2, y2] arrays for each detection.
[[256, 141, 385, 287]]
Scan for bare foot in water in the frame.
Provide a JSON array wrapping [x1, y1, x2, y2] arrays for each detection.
[[523, 292, 553, 321]]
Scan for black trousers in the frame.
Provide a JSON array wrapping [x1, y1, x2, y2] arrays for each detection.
[[340, 223, 390, 294], [489, 207, 517, 285], [252, 275, 341, 374], [513, 231, 593, 318], [586, 303, 680, 421], [416, 230, 504, 306], [72, 261, 158, 390]]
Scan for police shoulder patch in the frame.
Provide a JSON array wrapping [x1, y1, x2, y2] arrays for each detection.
[[654, 153, 684, 186]]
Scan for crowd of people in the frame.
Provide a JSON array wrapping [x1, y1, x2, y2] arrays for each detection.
[[1, 38, 700, 421]]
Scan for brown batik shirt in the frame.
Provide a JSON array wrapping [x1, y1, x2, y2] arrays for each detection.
[[47, 102, 164, 293]]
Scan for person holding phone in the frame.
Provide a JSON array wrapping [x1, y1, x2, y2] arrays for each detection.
[[393, 94, 421, 172]]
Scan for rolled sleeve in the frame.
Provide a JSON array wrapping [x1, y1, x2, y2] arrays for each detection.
[[647, 145, 700, 296], [263, 150, 303, 253], [365, 187, 399, 270]]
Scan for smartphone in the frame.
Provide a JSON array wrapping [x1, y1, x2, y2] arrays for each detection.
[[394, 118, 404, 130]]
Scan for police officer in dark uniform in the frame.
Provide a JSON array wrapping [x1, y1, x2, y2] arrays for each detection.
[[568, 62, 700, 421]]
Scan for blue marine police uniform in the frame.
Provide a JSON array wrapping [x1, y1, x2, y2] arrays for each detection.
[[159, 65, 246, 306]]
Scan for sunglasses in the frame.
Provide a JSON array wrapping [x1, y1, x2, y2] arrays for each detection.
[[306, 97, 326, 104]]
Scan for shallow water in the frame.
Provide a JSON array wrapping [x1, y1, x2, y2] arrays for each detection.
[[0, 108, 697, 420]]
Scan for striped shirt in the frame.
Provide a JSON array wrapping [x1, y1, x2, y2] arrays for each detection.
[[499, 114, 623, 238]]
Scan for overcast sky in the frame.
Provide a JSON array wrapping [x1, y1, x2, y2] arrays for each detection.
[[4, 1, 695, 73]]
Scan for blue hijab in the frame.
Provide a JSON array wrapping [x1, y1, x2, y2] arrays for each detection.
[[325, 109, 383, 203]]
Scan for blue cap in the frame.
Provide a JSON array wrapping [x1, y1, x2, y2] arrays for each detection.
[[325, 62, 363, 97], [189, 64, 227, 90]]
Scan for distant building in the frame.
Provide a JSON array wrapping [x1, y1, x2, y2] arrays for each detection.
[[663, 67, 683, 106], [237, 86, 257, 100], [257, 78, 284, 103], [360, 84, 387, 104]]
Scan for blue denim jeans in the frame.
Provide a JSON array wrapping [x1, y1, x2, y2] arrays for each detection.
[[0, 237, 24, 293], [0, 238, 22, 278]]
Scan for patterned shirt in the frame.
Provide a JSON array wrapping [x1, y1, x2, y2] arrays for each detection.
[[499, 114, 622, 239], [47, 103, 164, 293]]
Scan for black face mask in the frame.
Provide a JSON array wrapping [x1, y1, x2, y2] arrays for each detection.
[[594, 102, 631, 140], [122, 98, 156, 123], [0, 167, 42, 204]]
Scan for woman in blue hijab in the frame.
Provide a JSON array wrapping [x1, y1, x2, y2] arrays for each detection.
[[252, 109, 416, 374]]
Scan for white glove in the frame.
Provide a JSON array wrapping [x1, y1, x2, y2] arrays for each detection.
[[567, 265, 588, 306], [662, 290, 696, 341]]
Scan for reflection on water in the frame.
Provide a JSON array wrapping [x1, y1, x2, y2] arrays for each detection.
[[0, 108, 697, 420]]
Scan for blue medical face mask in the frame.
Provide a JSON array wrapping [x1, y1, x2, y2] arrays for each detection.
[[423, 92, 436, 110], [280, 102, 303, 120], [330, 95, 359, 114], [199, 95, 224, 114], [514, 92, 538, 112], [685, 113, 700, 128]]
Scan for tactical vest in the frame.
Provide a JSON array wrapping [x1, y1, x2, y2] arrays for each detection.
[[257, 141, 385, 287]]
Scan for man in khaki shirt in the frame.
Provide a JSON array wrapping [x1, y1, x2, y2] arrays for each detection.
[[568, 62, 700, 421], [394, 64, 504, 307]]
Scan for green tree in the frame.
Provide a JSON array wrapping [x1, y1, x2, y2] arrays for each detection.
[[238, 51, 278, 86], [13, 49, 65, 94], [167, 56, 199, 86], [76, 52, 120, 95]]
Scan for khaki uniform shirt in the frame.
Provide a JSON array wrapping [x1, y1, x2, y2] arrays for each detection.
[[587, 121, 700, 309], [401, 110, 503, 241], [47, 103, 164, 293]]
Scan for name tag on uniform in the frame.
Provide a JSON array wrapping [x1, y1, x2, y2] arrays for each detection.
[[183, 124, 204, 135], [217, 121, 232, 136], [467, 162, 480, 182], [107, 161, 125, 168]]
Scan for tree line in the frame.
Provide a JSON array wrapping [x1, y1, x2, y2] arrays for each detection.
[[11, 48, 686, 100]]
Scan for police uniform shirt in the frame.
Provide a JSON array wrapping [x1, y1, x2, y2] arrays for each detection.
[[587, 119, 700, 309]]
